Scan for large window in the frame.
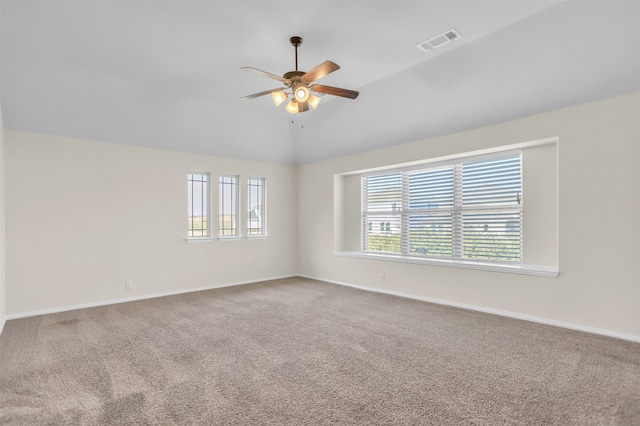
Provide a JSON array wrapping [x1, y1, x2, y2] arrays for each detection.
[[247, 177, 266, 236], [362, 152, 522, 263], [187, 172, 210, 237], [219, 175, 239, 237]]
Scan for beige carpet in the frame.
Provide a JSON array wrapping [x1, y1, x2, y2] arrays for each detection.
[[0, 277, 638, 425]]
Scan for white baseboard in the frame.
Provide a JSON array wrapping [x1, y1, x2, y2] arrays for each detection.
[[299, 274, 640, 343], [6, 273, 639, 344], [5, 274, 296, 321]]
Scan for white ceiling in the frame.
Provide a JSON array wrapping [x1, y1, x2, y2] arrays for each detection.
[[1, 0, 639, 164]]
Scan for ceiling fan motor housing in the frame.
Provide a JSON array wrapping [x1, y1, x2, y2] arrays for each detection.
[[283, 71, 305, 81]]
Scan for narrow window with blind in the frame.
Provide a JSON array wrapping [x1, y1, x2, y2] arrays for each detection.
[[187, 172, 210, 238], [362, 152, 522, 264], [247, 177, 266, 236], [219, 175, 239, 237]]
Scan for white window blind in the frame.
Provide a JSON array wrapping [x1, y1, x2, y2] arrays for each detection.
[[362, 173, 402, 253], [362, 152, 522, 263], [461, 156, 522, 260], [405, 166, 455, 258]]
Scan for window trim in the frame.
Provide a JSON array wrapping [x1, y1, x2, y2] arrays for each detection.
[[335, 138, 558, 276], [186, 171, 211, 240]]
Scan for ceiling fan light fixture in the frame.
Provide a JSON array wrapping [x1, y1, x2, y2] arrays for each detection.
[[286, 98, 310, 114], [271, 91, 288, 106], [294, 85, 310, 103], [286, 99, 299, 114], [308, 94, 322, 110]]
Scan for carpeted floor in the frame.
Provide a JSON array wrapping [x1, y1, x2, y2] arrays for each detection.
[[0, 277, 638, 425]]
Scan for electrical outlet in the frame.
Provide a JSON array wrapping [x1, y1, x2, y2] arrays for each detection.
[[379, 273, 386, 282], [125, 280, 133, 290]]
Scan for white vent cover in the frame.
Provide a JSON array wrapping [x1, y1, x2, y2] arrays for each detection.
[[417, 28, 462, 52]]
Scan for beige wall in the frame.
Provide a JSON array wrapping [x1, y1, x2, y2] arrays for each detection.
[[299, 91, 640, 338], [0, 106, 5, 333], [5, 132, 298, 315], [3, 92, 639, 339]]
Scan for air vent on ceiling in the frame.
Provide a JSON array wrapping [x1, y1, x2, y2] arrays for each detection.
[[416, 28, 462, 52]]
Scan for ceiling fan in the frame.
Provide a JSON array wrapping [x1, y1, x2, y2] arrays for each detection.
[[240, 36, 359, 114]]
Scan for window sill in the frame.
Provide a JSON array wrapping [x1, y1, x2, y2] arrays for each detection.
[[185, 237, 213, 244], [333, 251, 558, 277], [218, 236, 242, 241], [185, 236, 269, 243]]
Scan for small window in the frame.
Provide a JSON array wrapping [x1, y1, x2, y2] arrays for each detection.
[[219, 175, 239, 237], [187, 172, 210, 238], [247, 177, 266, 236]]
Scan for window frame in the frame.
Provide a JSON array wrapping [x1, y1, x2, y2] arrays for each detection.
[[247, 176, 267, 237], [361, 150, 523, 266], [187, 171, 212, 241], [218, 174, 240, 238]]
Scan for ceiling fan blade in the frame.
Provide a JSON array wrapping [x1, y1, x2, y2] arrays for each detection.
[[310, 84, 359, 99], [240, 88, 287, 101], [241, 67, 287, 82], [303, 61, 340, 83]]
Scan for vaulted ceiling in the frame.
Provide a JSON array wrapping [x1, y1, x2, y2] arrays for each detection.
[[2, 1, 639, 164]]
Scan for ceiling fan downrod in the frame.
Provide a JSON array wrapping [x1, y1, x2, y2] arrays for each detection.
[[290, 36, 302, 71]]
